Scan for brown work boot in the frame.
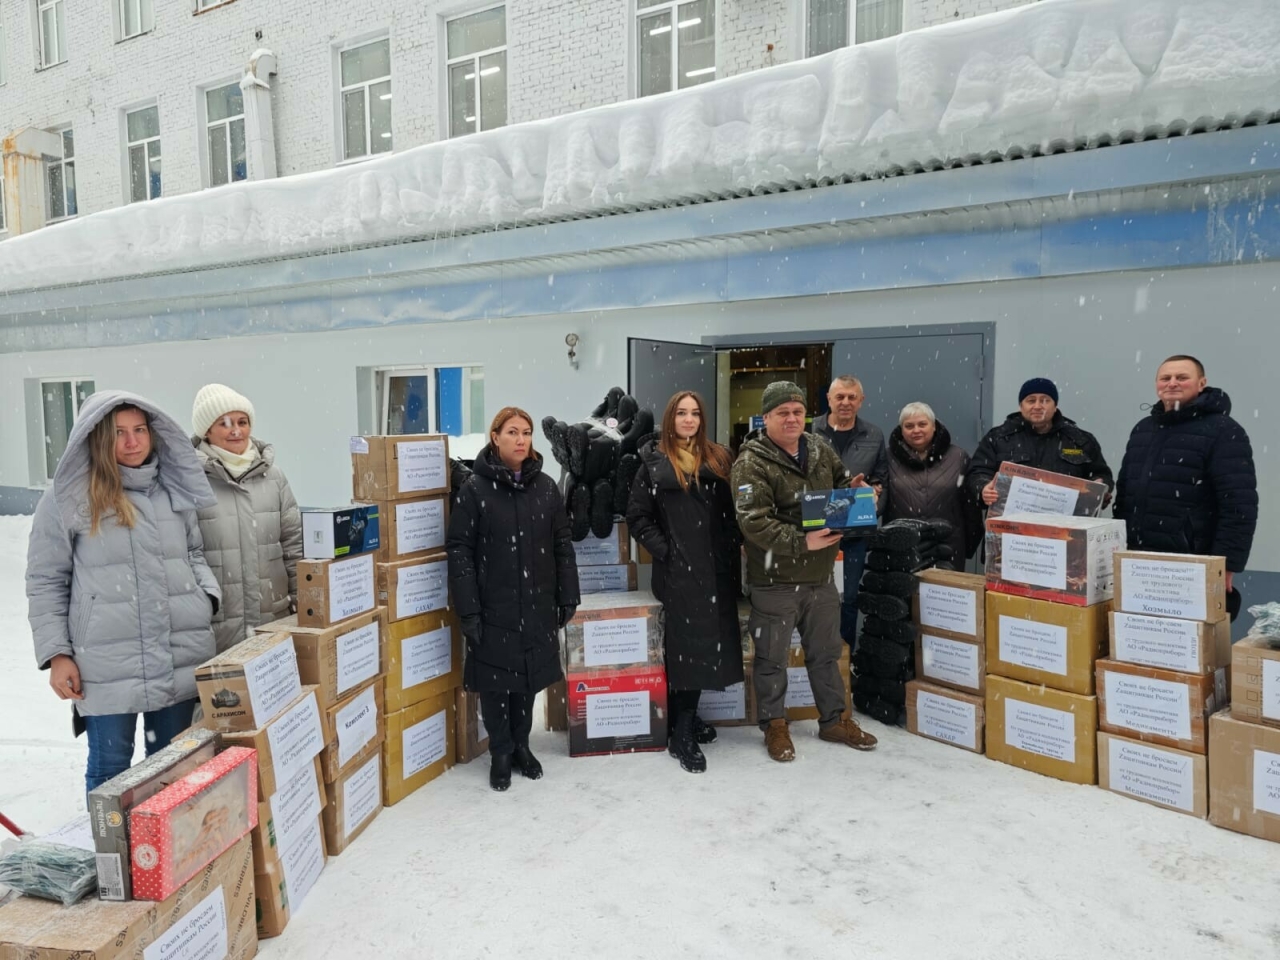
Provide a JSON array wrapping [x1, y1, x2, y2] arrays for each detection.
[[764, 719, 795, 762], [820, 718, 878, 751]]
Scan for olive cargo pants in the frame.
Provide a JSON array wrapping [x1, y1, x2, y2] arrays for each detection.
[[749, 581, 846, 729]]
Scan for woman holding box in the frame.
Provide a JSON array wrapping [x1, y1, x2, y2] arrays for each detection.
[[190, 383, 303, 653], [626, 391, 743, 774], [447, 406, 581, 792], [27, 391, 221, 793]]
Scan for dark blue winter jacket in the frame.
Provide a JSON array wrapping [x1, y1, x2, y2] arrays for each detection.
[[1113, 387, 1258, 572]]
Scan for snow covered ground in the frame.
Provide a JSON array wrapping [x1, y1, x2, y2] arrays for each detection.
[[2, 510, 1278, 957]]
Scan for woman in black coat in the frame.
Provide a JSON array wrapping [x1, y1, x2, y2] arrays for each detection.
[[447, 406, 580, 792], [626, 391, 743, 774]]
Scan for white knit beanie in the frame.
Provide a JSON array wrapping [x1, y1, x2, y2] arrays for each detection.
[[192, 383, 256, 439]]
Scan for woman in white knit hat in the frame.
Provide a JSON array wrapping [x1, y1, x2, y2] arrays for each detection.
[[191, 384, 303, 652]]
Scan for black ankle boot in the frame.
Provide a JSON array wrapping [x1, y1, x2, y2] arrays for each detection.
[[671, 711, 706, 774], [490, 753, 512, 791], [512, 744, 543, 780], [692, 712, 717, 745]]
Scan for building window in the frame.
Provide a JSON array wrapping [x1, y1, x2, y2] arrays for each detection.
[[806, 0, 902, 56], [126, 105, 162, 202], [446, 6, 507, 138], [375, 366, 484, 437], [195, 0, 229, 10], [45, 128, 77, 221], [37, 0, 67, 68], [119, 0, 153, 39], [637, 0, 715, 98], [41, 379, 95, 481], [206, 82, 246, 186], [340, 38, 392, 161]]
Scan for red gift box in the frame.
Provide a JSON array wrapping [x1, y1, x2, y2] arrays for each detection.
[[129, 745, 259, 901]]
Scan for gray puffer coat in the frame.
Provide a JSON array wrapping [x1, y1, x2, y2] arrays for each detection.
[[194, 438, 303, 653], [26, 390, 220, 717]]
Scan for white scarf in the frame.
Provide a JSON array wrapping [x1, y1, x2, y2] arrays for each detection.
[[209, 440, 259, 479]]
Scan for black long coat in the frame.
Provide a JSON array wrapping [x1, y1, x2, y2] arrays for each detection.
[[882, 421, 982, 563], [626, 441, 744, 692], [447, 447, 580, 694]]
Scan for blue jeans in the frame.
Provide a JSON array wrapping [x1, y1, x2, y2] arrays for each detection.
[[840, 538, 868, 649], [83, 699, 198, 794]]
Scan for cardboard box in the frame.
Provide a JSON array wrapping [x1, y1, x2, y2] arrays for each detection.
[[562, 591, 664, 671], [253, 812, 327, 939], [1096, 658, 1225, 754], [987, 463, 1109, 520], [914, 569, 985, 642], [1231, 635, 1280, 727], [297, 553, 377, 628], [916, 632, 985, 696], [985, 674, 1098, 785], [301, 505, 380, 560], [1097, 731, 1208, 818], [544, 678, 568, 732], [383, 692, 457, 806], [1113, 551, 1228, 622], [455, 689, 489, 764], [800, 487, 877, 531], [377, 556, 450, 623], [282, 608, 388, 712], [985, 591, 1111, 695], [566, 665, 668, 757], [367, 495, 449, 564], [1109, 610, 1233, 676], [906, 680, 986, 754], [321, 752, 383, 855], [251, 757, 324, 875], [985, 514, 1126, 607], [700, 673, 756, 727], [572, 521, 632, 566], [784, 644, 852, 722], [196, 631, 302, 733], [223, 688, 325, 800], [87, 727, 220, 901], [578, 562, 639, 595], [0, 835, 256, 960], [319, 679, 387, 780], [351, 434, 450, 501], [386, 610, 463, 713], [1208, 709, 1280, 843], [128, 747, 258, 902]]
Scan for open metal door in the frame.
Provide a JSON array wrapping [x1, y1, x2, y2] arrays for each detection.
[[627, 338, 718, 429]]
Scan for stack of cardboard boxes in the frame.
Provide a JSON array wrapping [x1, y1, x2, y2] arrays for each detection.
[[1095, 552, 1231, 818], [574, 521, 639, 594]]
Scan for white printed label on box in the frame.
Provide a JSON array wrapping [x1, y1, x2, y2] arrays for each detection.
[[342, 754, 382, 840], [791, 628, 802, 647], [143, 886, 227, 960], [280, 815, 325, 913], [1004, 699, 1076, 762], [698, 683, 746, 721], [1108, 738, 1196, 812], [573, 530, 622, 566], [916, 691, 978, 751], [396, 560, 449, 620], [918, 583, 978, 637], [396, 439, 447, 493], [96, 854, 124, 900], [583, 617, 648, 667], [267, 693, 325, 790], [43, 814, 94, 852], [395, 499, 446, 556], [921, 634, 981, 690], [329, 553, 376, 622], [244, 637, 302, 729], [1119, 558, 1208, 621], [998, 616, 1068, 676], [1252, 749, 1280, 817], [336, 621, 381, 696], [336, 685, 379, 768], [585, 691, 651, 738], [1111, 612, 1201, 673], [1262, 660, 1280, 722], [1000, 534, 1067, 590], [785, 667, 815, 709], [349, 436, 369, 455], [403, 710, 448, 777], [1003, 476, 1080, 518], [269, 761, 322, 856], [1104, 672, 1191, 742], [403, 625, 452, 689], [579, 565, 632, 594]]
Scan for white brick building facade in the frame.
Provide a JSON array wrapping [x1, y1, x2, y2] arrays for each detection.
[[0, 0, 1032, 236]]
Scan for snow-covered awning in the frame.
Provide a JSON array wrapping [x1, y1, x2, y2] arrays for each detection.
[[1, 0, 1277, 294]]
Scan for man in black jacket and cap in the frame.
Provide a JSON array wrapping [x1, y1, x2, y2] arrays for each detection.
[[1114, 355, 1257, 616], [968, 377, 1113, 508]]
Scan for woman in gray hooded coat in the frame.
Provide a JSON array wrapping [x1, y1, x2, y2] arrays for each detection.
[[26, 390, 221, 793], [190, 383, 303, 652]]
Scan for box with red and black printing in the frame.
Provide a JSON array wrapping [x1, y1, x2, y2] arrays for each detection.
[[128, 746, 259, 901], [985, 514, 1126, 607], [565, 665, 668, 757]]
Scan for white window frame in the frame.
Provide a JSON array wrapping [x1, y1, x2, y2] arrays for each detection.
[[371, 364, 484, 436], [801, 0, 902, 57], [45, 126, 76, 222], [336, 35, 392, 164], [36, 0, 67, 68], [633, 0, 718, 99], [444, 4, 507, 139], [202, 79, 247, 187], [37, 377, 95, 484], [195, 0, 234, 11], [116, 0, 153, 41], [124, 103, 162, 203]]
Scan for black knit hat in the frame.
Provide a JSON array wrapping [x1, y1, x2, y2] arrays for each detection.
[[1019, 377, 1059, 404]]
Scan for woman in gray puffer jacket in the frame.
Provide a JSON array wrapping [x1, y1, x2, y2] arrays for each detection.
[[191, 383, 303, 653], [26, 390, 221, 792]]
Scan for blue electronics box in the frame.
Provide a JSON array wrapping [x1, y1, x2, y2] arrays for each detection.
[[302, 505, 381, 559], [800, 487, 877, 531]]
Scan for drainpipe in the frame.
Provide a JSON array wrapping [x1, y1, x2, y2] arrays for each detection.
[[1, 128, 62, 235], [240, 49, 278, 181]]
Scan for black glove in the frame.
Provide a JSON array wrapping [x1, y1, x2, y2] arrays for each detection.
[[558, 605, 577, 629], [206, 593, 220, 616], [460, 615, 481, 647]]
